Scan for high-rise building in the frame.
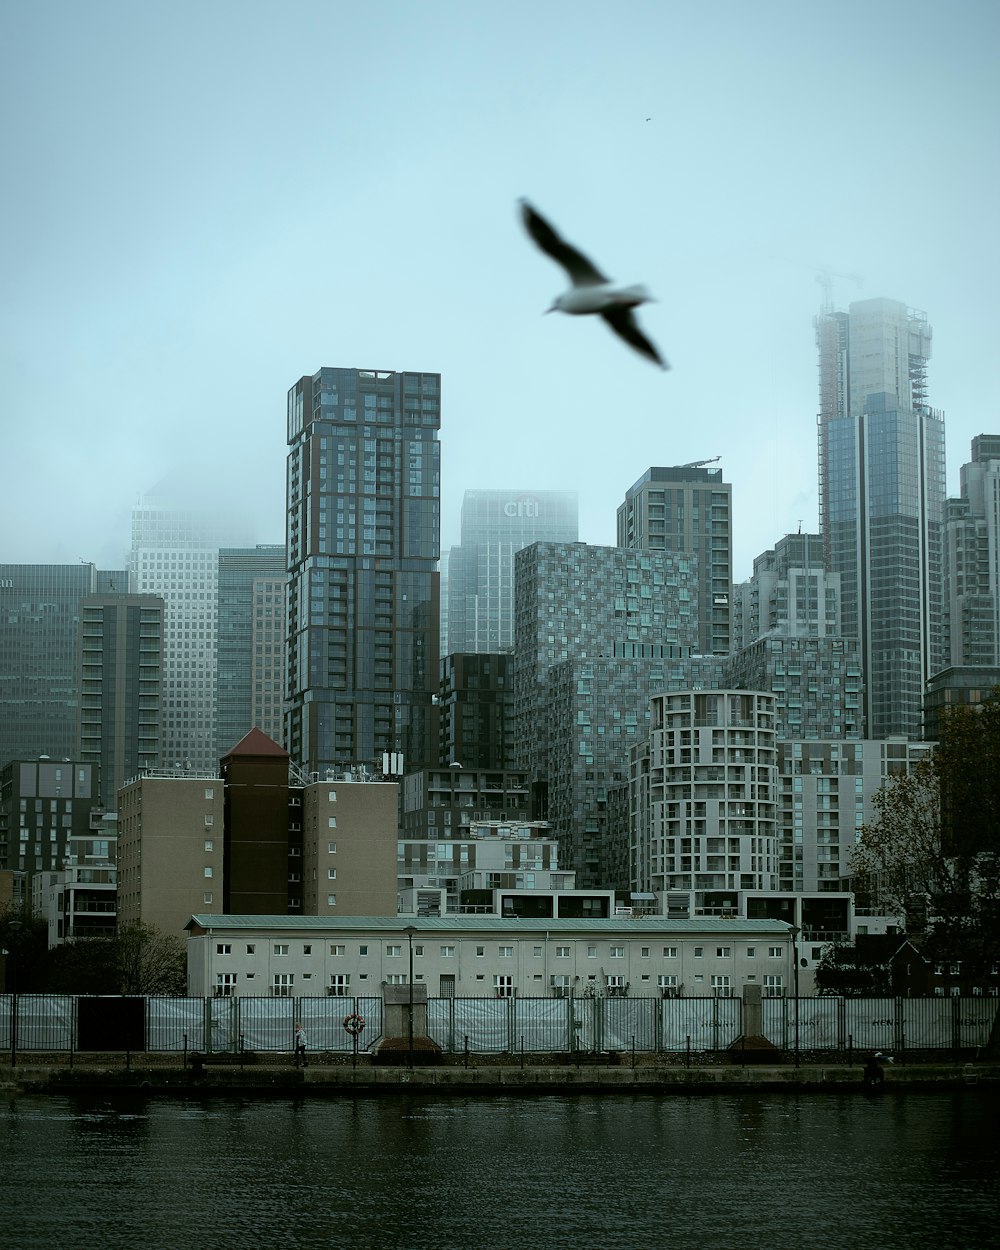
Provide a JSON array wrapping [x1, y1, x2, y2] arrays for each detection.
[[630, 690, 779, 897], [437, 652, 514, 769], [77, 593, 164, 806], [816, 297, 946, 738], [732, 533, 841, 648], [0, 758, 98, 898], [617, 465, 732, 655], [943, 434, 1000, 668], [446, 490, 578, 654], [727, 635, 863, 740], [0, 563, 110, 769], [217, 545, 288, 754], [285, 367, 441, 774], [513, 542, 700, 887], [129, 492, 252, 772]]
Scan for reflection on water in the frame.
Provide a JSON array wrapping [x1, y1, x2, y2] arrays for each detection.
[[2, 1089, 998, 1250]]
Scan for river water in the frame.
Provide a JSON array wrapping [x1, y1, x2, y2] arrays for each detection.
[[2, 1089, 997, 1249]]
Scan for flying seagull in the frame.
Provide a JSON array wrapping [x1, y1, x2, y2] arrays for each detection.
[[519, 198, 668, 369]]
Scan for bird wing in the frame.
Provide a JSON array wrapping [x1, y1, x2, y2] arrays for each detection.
[[600, 306, 669, 369], [520, 199, 608, 286]]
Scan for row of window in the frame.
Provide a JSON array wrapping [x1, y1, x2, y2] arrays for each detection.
[[215, 942, 786, 960], [215, 972, 787, 999]]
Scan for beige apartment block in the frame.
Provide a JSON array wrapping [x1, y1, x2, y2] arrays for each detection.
[[303, 778, 398, 919]]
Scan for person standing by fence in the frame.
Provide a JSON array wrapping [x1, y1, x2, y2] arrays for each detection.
[[293, 1022, 307, 1067]]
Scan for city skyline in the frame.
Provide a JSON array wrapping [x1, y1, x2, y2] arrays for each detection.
[[2, 2, 997, 582]]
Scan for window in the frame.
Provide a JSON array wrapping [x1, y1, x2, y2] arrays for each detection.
[[327, 868, 337, 880], [328, 974, 351, 996], [555, 946, 571, 958], [587, 945, 597, 958], [658, 974, 678, 997], [215, 973, 236, 997], [768, 946, 782, 958], [204, 866, 213, 878], [641, 947, 650, 957], [763, 974, 783, 997], [386, 945, 402, 957], [711, 975, 732, 997], [746, 947, 756, 957], [204, 787, 214, 800], [716, 947, 731, 958], [330, 944, 346, 956], [359, 945, 368, 956], [494, 974, 514, 998], [273, 944, 289, 956], [328, 817, 337, 828], [385, 974, 408, 986], [476, 946, 485, 957], [607, 975, 627, 996], [215, 943, 231, 955], [610, 945, 625, 958], [414, 945, 423, 956], [440, 945, 456, 957], [327, 894, 336, 906], [246, 944, 255, 956], [694, 946, 703, 957], [204, 839, 214, 852], [532, 945, 543, 957], [663, 946, 678, 958], [328, 842, 337, 854], [499, 945, 514, 958], [303, 945, 312, 956], [272, 973, 294, 997], [551, 974, 572, 997], [328, 790, 337, 802]]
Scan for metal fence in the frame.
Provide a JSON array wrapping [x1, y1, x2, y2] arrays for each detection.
[[0, 993, 996, 1056]]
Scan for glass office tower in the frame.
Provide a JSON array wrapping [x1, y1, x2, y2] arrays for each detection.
[[816, 297, 946, 739]]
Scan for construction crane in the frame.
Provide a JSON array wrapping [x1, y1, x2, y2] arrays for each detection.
[[678, 457, 720, 469], [816, 267, 863, 312]]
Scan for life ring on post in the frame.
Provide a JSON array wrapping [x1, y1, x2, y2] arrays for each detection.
[[343, 1012, 366, 1037]]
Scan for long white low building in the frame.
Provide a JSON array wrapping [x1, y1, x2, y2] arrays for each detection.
[[186, 914, 795, 1000]]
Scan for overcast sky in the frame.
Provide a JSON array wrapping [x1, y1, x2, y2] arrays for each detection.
[[2, 0, 998, 580]]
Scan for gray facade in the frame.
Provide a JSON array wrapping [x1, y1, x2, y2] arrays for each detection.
[[285, 367, 441, 774], [726, 635, 863, 740], [446, 489, 578, 654], [129, 495, 252, 772], [617, 465, 732, 655], [943, 434, 1000, 669], [217, 545, 288, 754], [0, 563, 106, 769], [513, 542, 700, 889], [77, 593, 164, 806], [816, 297, 946, 739], [732, 533, 842, 649]]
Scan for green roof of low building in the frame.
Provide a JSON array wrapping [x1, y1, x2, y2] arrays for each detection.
[[185, 914, 792, 936]]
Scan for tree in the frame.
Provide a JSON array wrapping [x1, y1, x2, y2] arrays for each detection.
[[115, 922, 187, 996], [0, 908, 49, 993], [35, 937, 120, 995], [850, 750, 1000, 982]]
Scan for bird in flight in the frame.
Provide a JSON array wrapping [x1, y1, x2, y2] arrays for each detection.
[[519, 198, 668, 370]]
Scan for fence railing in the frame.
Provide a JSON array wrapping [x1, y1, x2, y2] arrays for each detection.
[[0, 993, 996, 1057]]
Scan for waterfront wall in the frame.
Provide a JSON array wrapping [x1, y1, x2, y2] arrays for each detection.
[[2, 992, 997, 1057]]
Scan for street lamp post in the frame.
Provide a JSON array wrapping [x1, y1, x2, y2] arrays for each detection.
[[403, 925, 417, 1068], [6, 919, 22, 1069], [790, 924, 801, 1068]]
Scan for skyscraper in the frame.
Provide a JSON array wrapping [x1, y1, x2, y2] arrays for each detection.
[[0, 563, 119, 770], [77, 592, 164, 806], [513, 542, 700, 887], [816, 297, 946, 738], [129, 491, 252, 772], [217, 545, 288, 754], [617, 464, 732, 655], [285, 367, 441, 773], [446, 490, 578, 654], [943, 434, 1000, 668]]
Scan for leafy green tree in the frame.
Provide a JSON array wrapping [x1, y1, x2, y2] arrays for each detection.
[[814, 941, 890, 997], [35, 937, 120, 995]]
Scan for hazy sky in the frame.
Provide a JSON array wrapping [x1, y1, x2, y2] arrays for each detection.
[[3, 0, 998, 580]]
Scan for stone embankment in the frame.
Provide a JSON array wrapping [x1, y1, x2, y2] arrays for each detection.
[[1, 1055, 996, 1096]]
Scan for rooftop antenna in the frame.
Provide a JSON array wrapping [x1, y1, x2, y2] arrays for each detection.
[[816, 266, 863, 313]]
